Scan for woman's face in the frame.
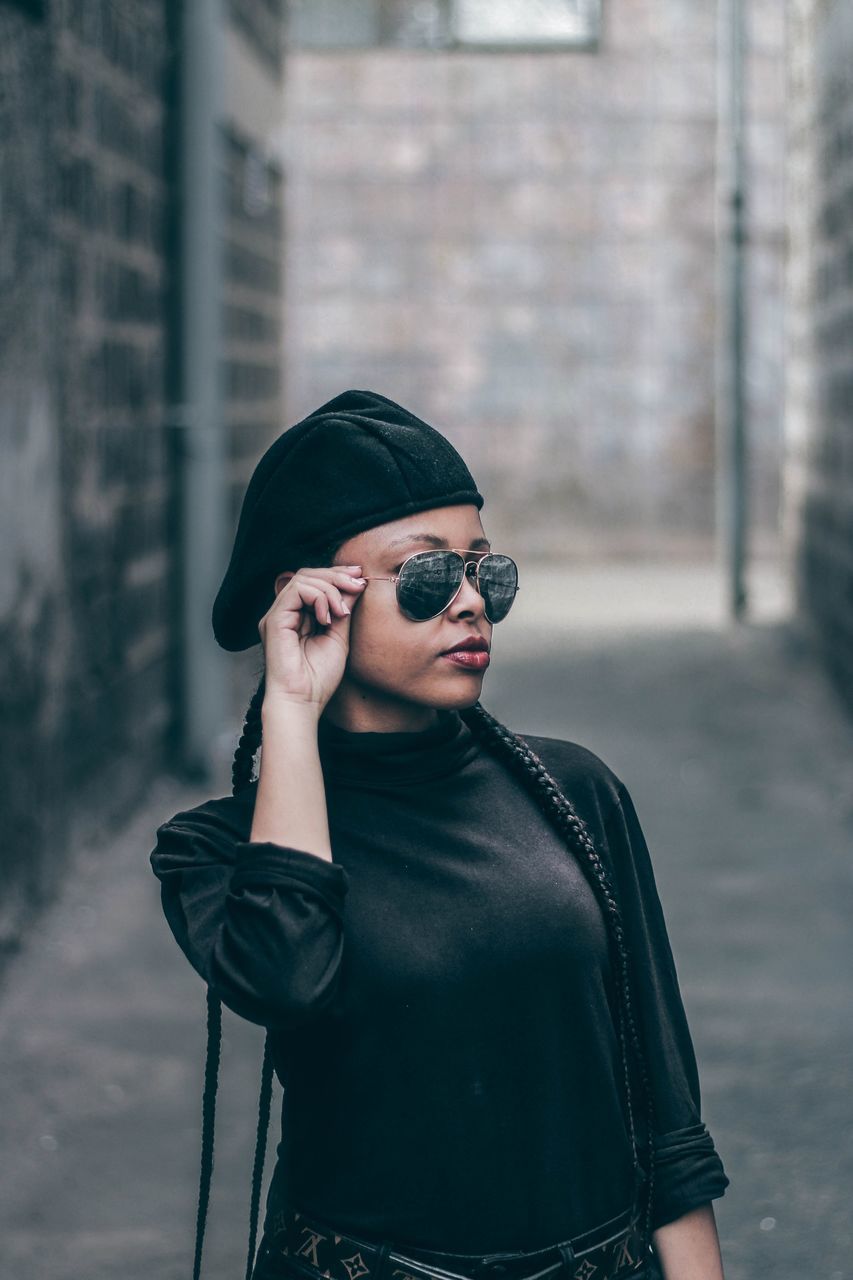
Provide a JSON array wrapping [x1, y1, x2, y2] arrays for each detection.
[[279, 504, 494, 731]]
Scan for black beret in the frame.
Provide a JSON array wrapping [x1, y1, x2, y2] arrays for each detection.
[[212, 389, 485, 651]]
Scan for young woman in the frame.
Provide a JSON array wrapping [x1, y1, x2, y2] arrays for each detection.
[[150, 390, 729, 1280]]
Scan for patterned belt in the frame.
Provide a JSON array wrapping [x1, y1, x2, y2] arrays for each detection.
[[256, 1203, 649, 1280]]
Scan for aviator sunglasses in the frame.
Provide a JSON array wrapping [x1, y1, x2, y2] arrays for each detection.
[[358, 548, 520, 624]]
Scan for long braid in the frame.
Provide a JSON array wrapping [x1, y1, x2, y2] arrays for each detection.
[[193, 987, 222, 1280], [193, 667, 271, 1279], [228, 543, 342, 1279], [459, 701, 658, 1256], [230, 668, 277, 1279], [245, 1031, 276, 1280], [233, 668, 266, 794]]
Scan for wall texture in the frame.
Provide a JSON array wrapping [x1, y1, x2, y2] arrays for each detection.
[[0, 0, 285, 964], [785, 0, 853, 708], [0, 0, 173, 959], [280, 0, 786, 562]]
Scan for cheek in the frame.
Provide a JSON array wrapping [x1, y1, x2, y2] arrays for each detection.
[[349, 598, 441, 667]]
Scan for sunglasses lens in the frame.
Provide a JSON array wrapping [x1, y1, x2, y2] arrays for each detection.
[[397, 551, 465, 620], [477, 554, 518, 622], [397, 551, 518, 622]]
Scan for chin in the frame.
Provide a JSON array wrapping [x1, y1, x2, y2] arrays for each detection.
[[426, 683, 486, 711]]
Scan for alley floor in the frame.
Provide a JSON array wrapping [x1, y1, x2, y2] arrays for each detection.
[[0, 563, 851, 1280]]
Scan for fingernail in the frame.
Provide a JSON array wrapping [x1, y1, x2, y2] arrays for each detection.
[[349, 576, 366, 585], [341, 602, 351, 614]]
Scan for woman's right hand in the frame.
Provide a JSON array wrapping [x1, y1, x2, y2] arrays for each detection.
[[257, 564, 367, 711]]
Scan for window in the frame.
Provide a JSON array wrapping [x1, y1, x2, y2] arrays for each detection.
[[287, 0, 601, 51], [451, 0, 601, 49]]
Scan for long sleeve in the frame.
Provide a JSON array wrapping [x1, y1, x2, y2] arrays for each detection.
[[149, 795, 349, 1030], [602, 782, 730, 1230]]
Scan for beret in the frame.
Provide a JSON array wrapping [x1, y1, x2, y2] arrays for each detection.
[[212, 388, 485, 651]]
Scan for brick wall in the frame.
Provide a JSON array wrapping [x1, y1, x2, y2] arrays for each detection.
[[785, 0, 853, 708], [0, 0, 286, 963], [221, 120, 286, 727], [0, 0, 174, 961], [281, 0, 786, 561], [54, 0, 173, 791], [0, 4, 62, 952], [223, 126, 285, 526]]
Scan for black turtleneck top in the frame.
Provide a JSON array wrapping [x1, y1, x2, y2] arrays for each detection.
[[149, 709, 729, 1253]]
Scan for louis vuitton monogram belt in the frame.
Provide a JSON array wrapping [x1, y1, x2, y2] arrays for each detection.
[[254, 1202, 649, 1280]]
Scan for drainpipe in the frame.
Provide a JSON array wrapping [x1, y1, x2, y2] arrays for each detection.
[[716, 0, 749, 621], [177, 0, 228, 778]]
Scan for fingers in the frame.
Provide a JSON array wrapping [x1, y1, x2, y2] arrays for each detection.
[[269, 565, 366, 631], [301, 569, 366, 625]]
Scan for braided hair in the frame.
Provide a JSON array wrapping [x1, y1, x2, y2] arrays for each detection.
[[192, 549, 658, 1280]]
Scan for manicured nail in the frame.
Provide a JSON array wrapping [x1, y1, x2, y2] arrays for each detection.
[[341, 602, 351, 615]]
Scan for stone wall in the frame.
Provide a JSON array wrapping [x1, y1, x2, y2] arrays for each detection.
[[0, 0, 173, 961], [217, 6, 287, 732], [785, 0, 853, 709], [0, 0, 285, 964], [281, 0, 786, 562]]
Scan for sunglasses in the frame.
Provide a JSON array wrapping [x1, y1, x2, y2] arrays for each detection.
[[359, 548, 520, 623]]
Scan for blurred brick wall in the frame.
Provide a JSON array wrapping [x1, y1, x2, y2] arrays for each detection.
[[281, 0, 786, 562], [218, 0, 286, 732], [223, 130, 285, 532], [222, 122, 286, 728], [0, 0, 174, 962], [0, 0, 285, 963], [785, 0, 853, 708]]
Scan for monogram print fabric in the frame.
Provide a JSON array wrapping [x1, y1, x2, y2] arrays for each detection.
[[253, 1206, 649, 1280]]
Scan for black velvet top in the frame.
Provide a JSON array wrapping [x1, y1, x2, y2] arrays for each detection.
[[149, 709, 729, 1253]]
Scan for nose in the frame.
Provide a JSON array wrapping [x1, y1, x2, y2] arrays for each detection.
[[448, 562, 487, 619]]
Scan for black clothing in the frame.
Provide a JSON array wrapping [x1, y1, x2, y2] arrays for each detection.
[[211, 388, 485, 651], [150, 710, 728, 1254]]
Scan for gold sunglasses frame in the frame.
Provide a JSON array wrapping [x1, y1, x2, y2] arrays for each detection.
[[358, 548, 520, 623]]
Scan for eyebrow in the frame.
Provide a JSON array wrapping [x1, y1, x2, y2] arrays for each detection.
[[386, 533, 491, 552]]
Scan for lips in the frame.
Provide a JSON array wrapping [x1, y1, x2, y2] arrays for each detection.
[[441, 637, 490, 654]]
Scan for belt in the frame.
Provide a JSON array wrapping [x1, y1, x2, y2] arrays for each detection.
[[257, 1203, 648, 1280]]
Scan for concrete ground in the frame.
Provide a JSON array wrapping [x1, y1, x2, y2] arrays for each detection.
[[1, 560, 851, 1280]]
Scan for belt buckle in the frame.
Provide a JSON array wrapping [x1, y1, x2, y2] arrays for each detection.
[[470, 1263, 514, 1280], [470, 1254, 563, 1280], [389, 1253, 474, 1280]]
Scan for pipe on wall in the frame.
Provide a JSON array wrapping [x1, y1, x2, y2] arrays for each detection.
[[715, 0, 750, 620], [177, 0, 228, 778]]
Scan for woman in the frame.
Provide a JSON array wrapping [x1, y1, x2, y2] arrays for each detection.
[[150, 390, 729, 1280]]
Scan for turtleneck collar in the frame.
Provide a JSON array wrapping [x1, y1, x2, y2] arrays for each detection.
[[317, 707, 480, 788]]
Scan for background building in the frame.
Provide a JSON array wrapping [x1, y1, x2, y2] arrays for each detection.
[[281, 0, 786, 564]]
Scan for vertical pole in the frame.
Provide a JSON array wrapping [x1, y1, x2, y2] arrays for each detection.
[[716, 0, 749, 620], [179, 0, 228, 778]]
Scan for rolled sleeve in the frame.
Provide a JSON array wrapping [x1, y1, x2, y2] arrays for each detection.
[[150, 800, 349, 1030], [652, 1121, 729, 1228]]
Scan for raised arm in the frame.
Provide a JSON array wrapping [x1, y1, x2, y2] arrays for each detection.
[[150, 560, 368, 1028]]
